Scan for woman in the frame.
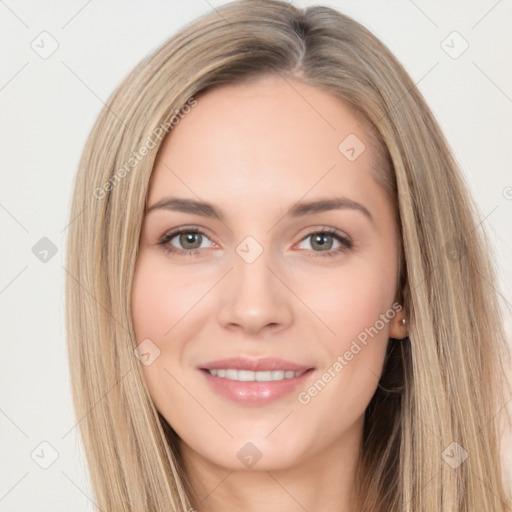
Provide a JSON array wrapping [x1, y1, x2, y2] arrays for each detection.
[[65, 0, 511, 510]]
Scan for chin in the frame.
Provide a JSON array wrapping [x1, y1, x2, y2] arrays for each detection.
[[193, 432, 311, 472]]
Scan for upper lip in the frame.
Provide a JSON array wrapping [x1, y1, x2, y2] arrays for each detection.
[[199, 357, 313, 372]]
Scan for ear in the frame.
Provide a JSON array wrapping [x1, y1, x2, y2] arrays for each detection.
[[389, 290, 408, 339]]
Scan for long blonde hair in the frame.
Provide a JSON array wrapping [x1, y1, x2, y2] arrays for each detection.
[[65, 1, 512, 510]]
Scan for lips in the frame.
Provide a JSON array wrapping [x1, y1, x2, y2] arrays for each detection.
[[198, 356, 315, 405]]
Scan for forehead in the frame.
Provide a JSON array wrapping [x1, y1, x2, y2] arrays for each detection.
[[148, 75, 382, 212]]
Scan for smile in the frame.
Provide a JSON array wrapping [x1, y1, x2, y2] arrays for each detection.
[[198, 356, 315, 405]]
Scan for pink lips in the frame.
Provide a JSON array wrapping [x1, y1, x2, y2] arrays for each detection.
[[198, 357, 315, 406]]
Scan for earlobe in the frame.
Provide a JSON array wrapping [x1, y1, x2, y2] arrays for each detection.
[[389, 311, 408, 340], [391, 283, 408, 339]]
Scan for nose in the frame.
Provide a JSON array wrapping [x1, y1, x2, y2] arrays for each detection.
[[216, 248, 294, 336]]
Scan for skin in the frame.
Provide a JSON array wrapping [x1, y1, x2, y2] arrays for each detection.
[[131, 74, 408, 512]]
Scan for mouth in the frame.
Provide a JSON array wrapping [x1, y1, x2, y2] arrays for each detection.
[[198, 357, 315, 405]]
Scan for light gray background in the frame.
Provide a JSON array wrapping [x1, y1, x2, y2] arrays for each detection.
[[1, 1, 511, 510]]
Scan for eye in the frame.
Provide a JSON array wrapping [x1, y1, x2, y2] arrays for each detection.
[[158, 228, 216, 255], [157, 227, 353, 258], [296, 228, 353, 257]]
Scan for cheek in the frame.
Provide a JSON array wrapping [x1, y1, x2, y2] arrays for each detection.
[[130, 256, 201, 412], [301, 262, 396, 344], [131, 256, 199, 341], [130, 257, 194, 386], [297, 264, 395, 403]]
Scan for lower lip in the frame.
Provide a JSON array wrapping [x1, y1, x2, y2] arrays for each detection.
[[200, 369, 315, 405]]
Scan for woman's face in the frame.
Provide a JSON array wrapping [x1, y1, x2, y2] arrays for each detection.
[[131, 75, 405, 472]]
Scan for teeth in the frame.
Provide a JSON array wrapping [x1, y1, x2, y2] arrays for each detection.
[[207, 369, 306, 381], [256, 371, 272, 381]]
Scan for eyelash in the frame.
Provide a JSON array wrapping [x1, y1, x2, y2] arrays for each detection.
[[157, 227, 353, 258]]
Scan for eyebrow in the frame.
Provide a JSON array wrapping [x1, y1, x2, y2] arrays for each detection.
[[146, 196, 373, 223]]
